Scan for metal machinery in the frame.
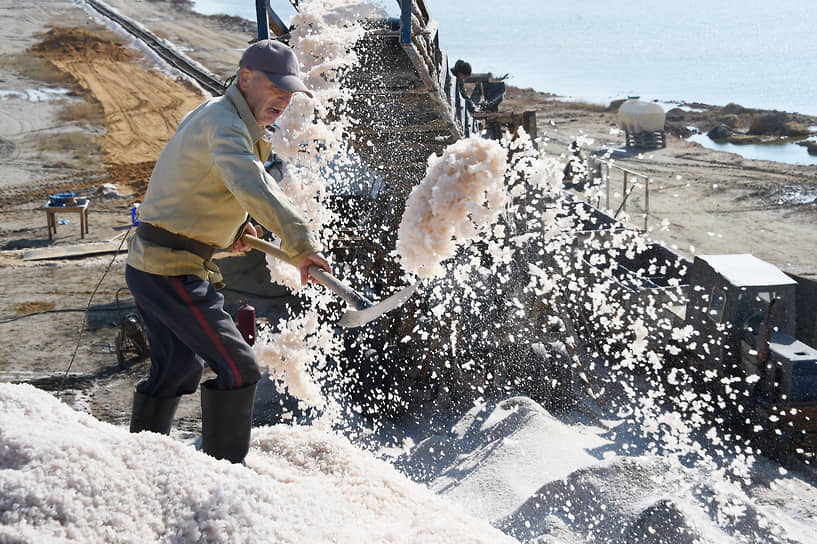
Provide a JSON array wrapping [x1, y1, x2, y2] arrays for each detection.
[[252, 3, 817, 448], [680, 255, 817, 451], [579, 215, 817, 454], [114, 288, 148, 369]]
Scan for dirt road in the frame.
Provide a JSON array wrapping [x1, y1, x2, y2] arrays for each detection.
[[0, 0, 260, 431], [33, 27, 202, 164]]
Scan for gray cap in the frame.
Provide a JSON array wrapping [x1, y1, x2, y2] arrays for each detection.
[[239, 39, 313, 98]]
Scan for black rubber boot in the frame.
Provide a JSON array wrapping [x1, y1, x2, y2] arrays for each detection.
[[200, 380, 257, 464], [129, 390, 181, 435]]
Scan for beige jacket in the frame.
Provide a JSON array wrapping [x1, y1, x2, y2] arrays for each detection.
[[127, 82, 320, 285]]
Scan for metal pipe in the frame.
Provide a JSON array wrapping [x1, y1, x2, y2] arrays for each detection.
[[267, 5, 290, 36], [400, 0, 412, 44], [614, 182, 637, 219], [255, 0, 270, 41], [622, 172, 628, 213]]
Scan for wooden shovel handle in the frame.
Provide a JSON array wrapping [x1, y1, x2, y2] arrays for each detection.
[[241, 234, 372, 310]]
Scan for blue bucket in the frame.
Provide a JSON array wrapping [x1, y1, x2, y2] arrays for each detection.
[[49, 192, 78, 206]]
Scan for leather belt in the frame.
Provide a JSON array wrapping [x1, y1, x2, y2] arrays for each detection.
[[137, 222, 216, 261]]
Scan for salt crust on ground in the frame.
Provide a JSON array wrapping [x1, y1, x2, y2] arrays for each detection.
[[0, 384, 514, 543]]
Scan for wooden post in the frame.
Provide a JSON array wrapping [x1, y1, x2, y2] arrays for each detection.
[[522, 111, 537, 140]]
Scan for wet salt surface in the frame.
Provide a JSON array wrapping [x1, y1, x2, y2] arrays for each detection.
[[0, 87, 71, 101]]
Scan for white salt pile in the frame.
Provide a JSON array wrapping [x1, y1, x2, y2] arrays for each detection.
[[397, 136, 509, 278], [0, 383, 515, 543]]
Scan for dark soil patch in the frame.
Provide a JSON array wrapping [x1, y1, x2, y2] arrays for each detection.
[[31, 26, 134, 62]]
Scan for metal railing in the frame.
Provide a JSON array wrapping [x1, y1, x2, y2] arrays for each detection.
[[259, 0, 466, 138], [587, 156, 652, 232], [397, 0, 466, 138]]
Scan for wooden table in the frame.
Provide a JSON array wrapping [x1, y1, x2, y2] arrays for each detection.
[[44, 200, 89, 240]]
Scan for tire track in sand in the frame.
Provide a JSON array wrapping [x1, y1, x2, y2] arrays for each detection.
[[31, 27, 203, 166]]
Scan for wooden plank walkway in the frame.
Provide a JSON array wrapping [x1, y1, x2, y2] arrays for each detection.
[[23, 241, 127, 261]]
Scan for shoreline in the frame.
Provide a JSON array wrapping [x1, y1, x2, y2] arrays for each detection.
[[187, 0, 817, 119], [184, 0, 817, 167], [147, 0, 817, 121], [88, 0, 817, 131], [509, 88, 817, 121]]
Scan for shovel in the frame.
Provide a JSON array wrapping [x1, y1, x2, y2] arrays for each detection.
[[241, 234, 417, 328]]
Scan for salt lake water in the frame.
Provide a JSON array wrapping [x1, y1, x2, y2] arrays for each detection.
[[688, 134, 817, 166], [194, 0, 817, 116], [192, 0, 817, 165]]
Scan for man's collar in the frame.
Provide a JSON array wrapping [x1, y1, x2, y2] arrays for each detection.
[[225, 81, 265, 142]]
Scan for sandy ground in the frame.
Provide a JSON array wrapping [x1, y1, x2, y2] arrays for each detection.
[[502, 90, 817, 279], [0, 0, 287, 431], [1, 0, 817, 434]]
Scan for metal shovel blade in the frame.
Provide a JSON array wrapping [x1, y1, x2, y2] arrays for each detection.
[[337, 282, 419, 328], [240, 234, 417, 329]]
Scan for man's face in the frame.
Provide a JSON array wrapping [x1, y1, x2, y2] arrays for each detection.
[[239, 68, 294, 128]]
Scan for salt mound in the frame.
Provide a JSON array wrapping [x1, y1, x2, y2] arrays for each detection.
[[398, 396, 814, 544], [0, 383, 515, 543], [403, 397, 609, 521], [397, 136, 508, 278]]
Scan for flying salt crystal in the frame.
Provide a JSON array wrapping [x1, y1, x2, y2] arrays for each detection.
[[253, 313, 338, 410], [575, 135, 595, 147], [396, 136, 508, 278], [261, 0, 383, 284]]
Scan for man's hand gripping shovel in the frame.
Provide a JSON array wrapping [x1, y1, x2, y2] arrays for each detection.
[[242, 234, 418, 328]]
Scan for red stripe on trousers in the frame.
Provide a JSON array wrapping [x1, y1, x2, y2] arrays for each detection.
[[170, 277, 243, 388]]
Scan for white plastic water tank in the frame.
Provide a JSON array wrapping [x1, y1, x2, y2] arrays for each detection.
[[618, 99, 665, 133]]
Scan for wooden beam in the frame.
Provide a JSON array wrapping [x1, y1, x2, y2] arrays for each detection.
[[23, 241, 126, 261]]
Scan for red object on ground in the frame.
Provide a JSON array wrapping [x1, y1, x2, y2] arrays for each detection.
[[237, 302, 257, 346]]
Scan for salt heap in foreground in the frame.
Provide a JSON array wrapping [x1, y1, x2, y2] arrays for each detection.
[[0, 383, 514, 543]]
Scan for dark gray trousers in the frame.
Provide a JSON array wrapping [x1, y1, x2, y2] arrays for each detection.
[[125, 265, 261, 398]]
